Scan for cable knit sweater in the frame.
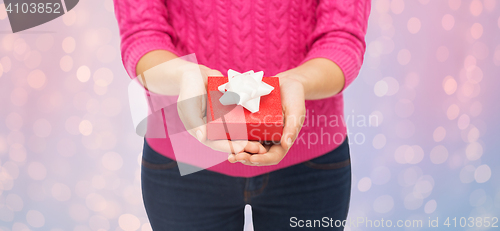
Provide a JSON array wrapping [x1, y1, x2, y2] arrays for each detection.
[[114, 0, 371, 177]]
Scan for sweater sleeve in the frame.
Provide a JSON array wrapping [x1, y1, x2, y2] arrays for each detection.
[[301, 0, 371, 92], [113, 0, 179, 78]]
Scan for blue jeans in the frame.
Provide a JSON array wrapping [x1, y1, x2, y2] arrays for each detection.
[[141, 138, 351, 230]]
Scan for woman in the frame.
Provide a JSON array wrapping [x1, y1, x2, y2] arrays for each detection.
[[113, 0, 370, 230]]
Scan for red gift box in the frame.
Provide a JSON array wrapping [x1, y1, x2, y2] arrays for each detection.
[[207, 76, 283, 142]]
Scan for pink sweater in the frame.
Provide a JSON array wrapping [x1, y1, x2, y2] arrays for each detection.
[[114, 0, 371, 177]]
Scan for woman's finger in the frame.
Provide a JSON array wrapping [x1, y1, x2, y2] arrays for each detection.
[[234, 152, 252, 164], [204, 139, 243, 153], [203, 139, 265, 155], [228, 153, 237, 163], [240, 141, 265, 154], [248, 144, 286, 166], [229, 141, 267, 164]]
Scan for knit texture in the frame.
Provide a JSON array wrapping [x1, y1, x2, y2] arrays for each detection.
[[114, 0, 371, 177]]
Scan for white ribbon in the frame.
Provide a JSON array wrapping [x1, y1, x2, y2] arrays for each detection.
[[218, 69, 274, 113]]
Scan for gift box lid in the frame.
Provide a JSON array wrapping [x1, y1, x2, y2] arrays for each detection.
[[207, 76, 283, 125]]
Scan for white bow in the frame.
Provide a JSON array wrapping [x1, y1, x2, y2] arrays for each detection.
[[218, 69, 274, 113]]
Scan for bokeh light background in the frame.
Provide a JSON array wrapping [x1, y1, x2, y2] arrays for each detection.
[[0, 0, 499, 230]]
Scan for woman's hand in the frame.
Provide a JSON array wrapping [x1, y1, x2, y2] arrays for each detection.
[[229, 72, 306, 166]]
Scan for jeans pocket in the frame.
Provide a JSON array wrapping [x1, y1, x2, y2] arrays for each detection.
[[142, 140, 177, 170], [142, 158, 177, 170], [302, 138, 351, 170]]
